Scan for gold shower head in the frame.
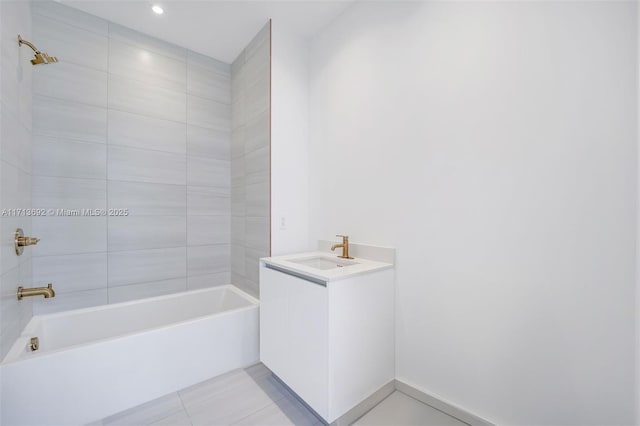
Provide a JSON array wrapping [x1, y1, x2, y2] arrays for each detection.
[[30, 52, 58, 65], [18, 35, 58, 65]]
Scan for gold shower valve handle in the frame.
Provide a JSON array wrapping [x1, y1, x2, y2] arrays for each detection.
[[18, 236, 39, 246], [14, 228, 39, 256]]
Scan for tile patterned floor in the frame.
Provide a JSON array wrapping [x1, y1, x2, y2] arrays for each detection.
[[93, 364, 466, 426]]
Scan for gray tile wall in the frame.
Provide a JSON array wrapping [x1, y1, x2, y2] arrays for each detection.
[[0, 1, 34, 359], [231, 23, 271, 298], [30, 1, 232, 314]]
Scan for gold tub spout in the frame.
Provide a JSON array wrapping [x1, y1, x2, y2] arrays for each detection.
[[17, 283, 55, 300]]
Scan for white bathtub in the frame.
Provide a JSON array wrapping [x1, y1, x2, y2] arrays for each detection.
[[1, 285, 259, 426]]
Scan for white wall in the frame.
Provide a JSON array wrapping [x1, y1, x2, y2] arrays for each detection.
[[0, 0, 34, 360], [30, 1, 232, 314], [308, 1, 637, 424], [270, 23, 311, 256]]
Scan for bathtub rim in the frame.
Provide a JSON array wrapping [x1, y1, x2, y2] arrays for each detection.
[[2, 284, 259, 365]]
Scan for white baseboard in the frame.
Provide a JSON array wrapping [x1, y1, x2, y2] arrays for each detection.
[[334, 380, 395, 426], [271, 373, 395, 426], [394, 380, 495, 426], [268, 369, 493, 425]]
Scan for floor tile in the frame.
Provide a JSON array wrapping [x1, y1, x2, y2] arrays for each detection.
[[102, 393, 184, 426], [150, 409, 193, 426], [184, 372, 288, 426], [232, 392, 321, 426], [354, 391, 466, 426], [100, 365, 467, 426], [178, 367, 264, 409]]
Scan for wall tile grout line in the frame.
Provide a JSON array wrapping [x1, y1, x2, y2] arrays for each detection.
[[31, 8, 109, 37], [30, 242, 232, 259], [105, 21, 110, 304], [185, 53, 189, 290], [34, 90, 230, 128], [0, 158, 32, 179]]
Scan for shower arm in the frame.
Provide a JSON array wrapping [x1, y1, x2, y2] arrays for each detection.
[[18, 35, 41, 53]]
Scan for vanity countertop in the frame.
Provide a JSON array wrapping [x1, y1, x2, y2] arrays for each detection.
[[260, 251, 393, 283]]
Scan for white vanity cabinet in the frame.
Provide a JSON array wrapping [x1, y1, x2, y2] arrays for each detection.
[[260, 267, 329, 416], [259, 255, 394, 424]]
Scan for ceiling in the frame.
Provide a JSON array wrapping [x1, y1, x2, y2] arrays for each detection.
[[61, 0, 354, 63]]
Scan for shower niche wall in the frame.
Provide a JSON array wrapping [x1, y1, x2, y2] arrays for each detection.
[[28, 1, 270, 313]]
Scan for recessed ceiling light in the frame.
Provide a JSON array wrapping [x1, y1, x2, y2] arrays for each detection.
[[151, 5, 164, 15]]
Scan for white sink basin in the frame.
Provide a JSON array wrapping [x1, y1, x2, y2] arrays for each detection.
[[289, 256, 359, 270], [262, 250, 393, 282]]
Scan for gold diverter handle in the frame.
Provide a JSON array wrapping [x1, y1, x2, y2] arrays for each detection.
[[14, 228, 39, 256]]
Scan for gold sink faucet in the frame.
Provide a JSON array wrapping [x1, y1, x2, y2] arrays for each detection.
[[331, 234, 354, 259], [17, 283, 55, 300]]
